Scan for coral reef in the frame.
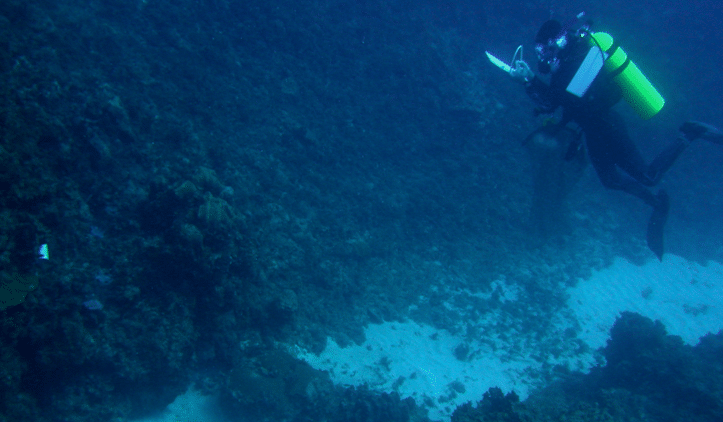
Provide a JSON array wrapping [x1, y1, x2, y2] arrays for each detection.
[[222, 346, 429, 422], [452, 312, 723, 422]]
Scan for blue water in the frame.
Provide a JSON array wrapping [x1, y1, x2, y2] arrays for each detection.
[[1, 0, 722, 421]]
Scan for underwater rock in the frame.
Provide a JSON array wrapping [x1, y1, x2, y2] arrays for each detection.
[[193, 166, 225, 196], [222, 347, 427, 422], [177, 223, 204, 252], [197, 193, 234, 229], [0, 272, 38, 310], [264, 288, 299, 329], [223, 348, 333, 421], [173, 180, 198, 201], [102, 95, 135, 144], [137, 180, 185, 234]]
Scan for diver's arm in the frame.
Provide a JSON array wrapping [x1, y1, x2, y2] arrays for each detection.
[[510, 60, 533, 84], [525, 76, 558, 115]]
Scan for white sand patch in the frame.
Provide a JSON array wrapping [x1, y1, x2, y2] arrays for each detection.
[[568, 254, 723, 349], [295, 320, 540, 421], [131, 387, 225, 422]]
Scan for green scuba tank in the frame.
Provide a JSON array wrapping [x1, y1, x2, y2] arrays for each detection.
[[590, 32, 665, 120]]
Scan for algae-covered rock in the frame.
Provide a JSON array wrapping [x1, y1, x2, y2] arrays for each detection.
[[198, 193, 234, 229], [0, 272, 38, 310], [224, 348, 331, 421], [193, 167, 224, 195], [177, 223, 204, 253], [173, 180, 198, 201], [222, 347, 424, 422]]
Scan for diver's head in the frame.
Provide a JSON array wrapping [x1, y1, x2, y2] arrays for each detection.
[[535, 20, 567, 74]]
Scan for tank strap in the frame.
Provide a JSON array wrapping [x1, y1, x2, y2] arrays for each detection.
[[607, 41, 631, 78]]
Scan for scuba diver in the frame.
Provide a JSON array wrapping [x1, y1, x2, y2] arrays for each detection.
[[491, 15, 723, 260]]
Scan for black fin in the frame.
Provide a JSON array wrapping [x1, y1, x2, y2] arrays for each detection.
[[646, 190, 670, 261], [680, 121, 723, 144]]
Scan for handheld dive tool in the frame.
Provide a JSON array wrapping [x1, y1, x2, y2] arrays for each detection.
[[485, 50, 513, 73], [485, 45, 531, 82]]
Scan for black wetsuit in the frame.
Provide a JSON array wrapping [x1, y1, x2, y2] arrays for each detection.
[[524, 34, 688, 208]]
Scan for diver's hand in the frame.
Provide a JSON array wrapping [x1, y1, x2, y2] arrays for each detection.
[[510, 60, 533, 84]]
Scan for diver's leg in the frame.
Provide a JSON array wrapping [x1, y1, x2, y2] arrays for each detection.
[[680, 121, 723, 144], [594, 110, 688, 186], [590, 156, 658, 206], [593, 112, 659, 186], [590, 157, 669, 260], [611, 128, 690, 187], [586, 113, 670, 259], [642, 121, 723, 184], [643, 136, 691, 185]]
